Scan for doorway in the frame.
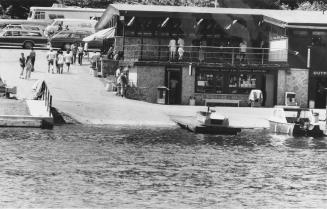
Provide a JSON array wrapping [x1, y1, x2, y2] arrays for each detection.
[[314, 78, 327, 108], [166, 67, 182, 104], [265, 74, 275, 107]]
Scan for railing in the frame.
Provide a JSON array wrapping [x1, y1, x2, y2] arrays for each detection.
[[40, 82, 53, 117], [123, 45, 288, 65]]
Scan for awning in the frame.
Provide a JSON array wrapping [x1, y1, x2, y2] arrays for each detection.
[[83, 27, 115, 42]]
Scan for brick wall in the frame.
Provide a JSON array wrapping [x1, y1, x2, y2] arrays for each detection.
[[277, 68, 309, 107], [136, 66, 165, 103]]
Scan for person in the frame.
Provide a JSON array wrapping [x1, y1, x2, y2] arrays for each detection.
[[239, 40, 247, 62], [64, 49, 73, 72], [46, 47, 56, 73], [119, 72, 128, 97], [168, 37, 176, 61], [57, 50, 64, 74], [107, 46, 114, 59], [58, 23, 63, 31], [199, 40, 206, 62], [29, 47, 36, 67], [177, 37, 185, 61], [84, 42, 89, 59], [19, 52, 26, 79], [170, 78, 178, 104], [77, 43, 84, 65], [71, 43, 78, 64], [25, 55, 32, 79]]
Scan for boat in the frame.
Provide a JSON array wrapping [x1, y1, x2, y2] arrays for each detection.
[[268, 106, 323, 137], [171, 107, 241, 135]]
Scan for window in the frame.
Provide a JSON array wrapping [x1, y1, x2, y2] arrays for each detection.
[[196, 70, 224, 93], [35, 11, 45, 19], [54, 33, 70, 38], [12, 31, 20, 36], [4, 31, 12, 36], [48, 14, 65, 19]]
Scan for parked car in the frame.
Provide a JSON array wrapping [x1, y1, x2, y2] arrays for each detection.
[[0, 29, 48, 49], [4, 24, 45, 32], [49, 30, 102, 50]]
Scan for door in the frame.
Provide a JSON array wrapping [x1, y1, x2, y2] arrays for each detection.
[[166, 67, 182, 105], [265, 74, 275, 107]]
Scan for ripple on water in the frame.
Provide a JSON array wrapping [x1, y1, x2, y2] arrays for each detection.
[[0, 125, 326, 208]]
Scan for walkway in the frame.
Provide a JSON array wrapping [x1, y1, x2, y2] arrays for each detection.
[[0, 48, 308, 128]]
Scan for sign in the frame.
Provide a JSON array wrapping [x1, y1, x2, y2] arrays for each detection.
[[199, 68, 267, 73], [312, 71, 327, 77]]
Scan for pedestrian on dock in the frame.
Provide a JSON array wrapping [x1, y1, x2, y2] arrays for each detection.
[[77, 43, 84, 65], [57, 50, 64, 74], [25, 55, 32, 79], [29, 47, 36, 67], [19, 52, 25, 79], [71, 43, 77, 64], [46, 48, 56, 73], [64, 49, 72, 72]]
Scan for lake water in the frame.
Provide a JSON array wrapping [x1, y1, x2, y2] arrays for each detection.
[[0, 125, 326, 208]]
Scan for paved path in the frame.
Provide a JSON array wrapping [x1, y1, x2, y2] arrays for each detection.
[[0, 48, 324, 128]]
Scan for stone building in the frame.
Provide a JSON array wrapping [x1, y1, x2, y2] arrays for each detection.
[[95, 4, 327, 107]]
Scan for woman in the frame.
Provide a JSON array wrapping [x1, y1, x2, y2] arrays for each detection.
[[25, 55, 32, 79], [57, 50, 64, 74]]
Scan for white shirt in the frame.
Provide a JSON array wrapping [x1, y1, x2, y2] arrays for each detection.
[[240, 42, 247, 53], [178, 38, 184, 47], [57, 54, 64, 64], [169, 39, 176, 51], [64, 52, 72, 63]]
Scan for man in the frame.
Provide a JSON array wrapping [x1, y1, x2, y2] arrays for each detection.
[[71, 43, 77, 64], [239, 40, 247, 62], [29, 47, 36, 67], [64, 49, 73, 72], [46, 48, 56, 73], [168, 38, 176, 61]]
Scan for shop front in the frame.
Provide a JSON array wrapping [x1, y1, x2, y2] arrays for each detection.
[[193, 67, 277, 107]]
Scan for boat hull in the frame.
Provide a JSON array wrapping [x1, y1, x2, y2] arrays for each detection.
[[269, 120, 323, 137]]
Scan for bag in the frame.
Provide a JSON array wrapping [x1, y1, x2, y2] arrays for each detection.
[[31, 66, 34, 72]]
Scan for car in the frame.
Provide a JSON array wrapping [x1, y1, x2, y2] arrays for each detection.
[[49, 30, 102, 50], [0, 29, 48, 49], [4, 24, 45, 32]]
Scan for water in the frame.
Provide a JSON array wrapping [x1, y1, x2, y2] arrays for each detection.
[[0, 125, 326, 208]]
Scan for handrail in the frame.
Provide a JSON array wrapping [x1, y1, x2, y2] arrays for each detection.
[[122, 44, 287, 64], [40, 82, 53, 117]]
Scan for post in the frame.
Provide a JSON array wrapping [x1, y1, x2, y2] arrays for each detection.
[[307, 47, 311, 68], [231, 48, 234, 65]]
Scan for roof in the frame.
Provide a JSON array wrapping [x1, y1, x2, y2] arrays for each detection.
[[99, 4, 327, 29], [110, 4, 269, 15], [29, 6, 105, 12]]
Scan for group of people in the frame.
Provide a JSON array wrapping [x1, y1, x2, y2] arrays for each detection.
[[46, 43, 86, 74], [168, 37, 185, 61], [19, 48, 36, 79]]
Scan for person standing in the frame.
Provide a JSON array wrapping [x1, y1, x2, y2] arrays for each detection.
[[25, 56, 32, 79], [19, 52, 26, 79], [64, 49, 73, 72], [239, 40, 247, 62], [29, 47, 36, 68], [71, 43, 77, 64], [168, 37, 176, 61], [57, 50, 64, 74], [77, 43, 84, 65], [177, 37, 185, 61], [119, 73, 128, 97], [46, 48, 56, 73]]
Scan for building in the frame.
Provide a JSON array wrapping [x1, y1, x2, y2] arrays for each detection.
[[96, 4, 327, 107]]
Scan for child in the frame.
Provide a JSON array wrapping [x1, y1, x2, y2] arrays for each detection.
[[19, 53, 25, 79]]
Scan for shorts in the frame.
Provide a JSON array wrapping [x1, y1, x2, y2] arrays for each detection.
[[48, 60, 54, 65], [66, 63, 71, 67]]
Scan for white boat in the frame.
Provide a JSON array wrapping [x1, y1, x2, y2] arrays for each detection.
[[268, 106, 323, 137], [172, 107, 241, 135]]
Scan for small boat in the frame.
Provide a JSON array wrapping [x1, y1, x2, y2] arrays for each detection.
[[268, 106, 323, 137], [171, 107, 241, 135]]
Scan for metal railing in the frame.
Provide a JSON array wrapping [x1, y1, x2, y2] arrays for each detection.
[[40, 82, 53, 117], [123, 45, 288, 65]]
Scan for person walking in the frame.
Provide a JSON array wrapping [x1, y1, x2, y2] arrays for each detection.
[[71, 43, 77, 64], [119, 72, 128, 97], [77, 43, 84, 65], [64, 49, 73, 72], [57, 50, 64, 74], [25, 55, 32, 79], [19, 52, 26, 79], [46, 48, 56, 73], [29, 47, 36, 67]]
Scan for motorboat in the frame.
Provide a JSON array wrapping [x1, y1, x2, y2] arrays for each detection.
[[171, 107, 241, 135], [268, 106, 323, 137]]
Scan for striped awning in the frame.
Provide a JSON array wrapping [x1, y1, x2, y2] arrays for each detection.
[[83, 27, 115, 42]]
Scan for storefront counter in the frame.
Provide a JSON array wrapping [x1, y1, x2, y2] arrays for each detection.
[[193, 93, 249, 106]]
